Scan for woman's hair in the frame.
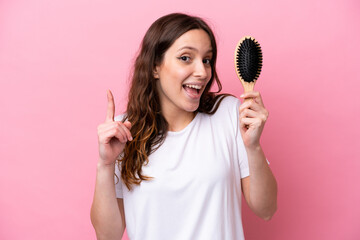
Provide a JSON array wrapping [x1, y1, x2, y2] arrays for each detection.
[[118, 13, 230, 190]]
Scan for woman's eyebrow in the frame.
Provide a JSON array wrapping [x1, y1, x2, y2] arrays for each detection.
[[177, 46, 213, 53]]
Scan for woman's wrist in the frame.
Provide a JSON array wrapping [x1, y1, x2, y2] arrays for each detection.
[[244, 142, 262, 152], [245, 143, 268, 169], [97, 160, 116, 171]]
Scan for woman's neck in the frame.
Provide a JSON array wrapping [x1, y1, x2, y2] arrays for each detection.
[[162, 106, 195, 132]]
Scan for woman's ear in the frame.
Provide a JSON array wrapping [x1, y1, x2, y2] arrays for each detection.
[[153, 66, 160, 79]]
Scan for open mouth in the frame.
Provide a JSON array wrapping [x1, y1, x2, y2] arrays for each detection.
[[183, 84, 201, 95]]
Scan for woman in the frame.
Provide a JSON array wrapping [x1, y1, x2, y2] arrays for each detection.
[[91, 13, 277, 240]]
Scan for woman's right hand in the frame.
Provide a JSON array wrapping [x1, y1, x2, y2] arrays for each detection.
[[97, 90, 132, 166]]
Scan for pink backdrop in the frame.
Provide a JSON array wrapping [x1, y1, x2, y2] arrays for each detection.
[[1, 0, 359, 239]]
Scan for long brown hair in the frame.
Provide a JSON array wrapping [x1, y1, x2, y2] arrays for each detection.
[[118, 13, 231, 190]]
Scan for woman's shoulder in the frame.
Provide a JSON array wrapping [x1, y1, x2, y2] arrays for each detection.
[[220, 95, 240, 105], [214, 95, 241, 114], [202, 95, 240, 126], [200, 95, 240, 136]]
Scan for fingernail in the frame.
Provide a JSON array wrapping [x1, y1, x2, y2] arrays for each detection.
[[240, 94, 245, 98], [129, 136, 133, 141]]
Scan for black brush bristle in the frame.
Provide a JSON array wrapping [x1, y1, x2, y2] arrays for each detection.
[[236, 38, 263, 83]]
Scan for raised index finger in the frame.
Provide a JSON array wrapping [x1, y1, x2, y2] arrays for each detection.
[[106, 89, 115, 122]]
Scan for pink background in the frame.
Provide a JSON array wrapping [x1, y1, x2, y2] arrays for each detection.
[[1, 0, 359, 239]]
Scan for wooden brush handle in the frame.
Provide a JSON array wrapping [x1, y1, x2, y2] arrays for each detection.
[[241, 81, 256, 102]]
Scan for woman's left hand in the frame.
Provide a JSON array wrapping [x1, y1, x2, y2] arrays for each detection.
[[239, 91, 269, 149]]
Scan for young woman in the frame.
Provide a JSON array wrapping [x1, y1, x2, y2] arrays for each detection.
[[91, 13, 277, 240]]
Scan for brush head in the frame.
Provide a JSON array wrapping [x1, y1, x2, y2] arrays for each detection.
[[235, 36, 263, 83]]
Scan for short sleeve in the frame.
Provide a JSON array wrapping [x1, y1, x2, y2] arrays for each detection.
[[234, 98, 250, 179], [114, 161, 123, 198], [114, 114, 125, 198]]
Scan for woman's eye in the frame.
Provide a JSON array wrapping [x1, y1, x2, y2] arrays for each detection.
[[203, 59, 212, 65], [179, 56, 191, 62]]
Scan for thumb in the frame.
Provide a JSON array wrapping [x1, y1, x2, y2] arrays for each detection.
[[123, 121, 132, 130]]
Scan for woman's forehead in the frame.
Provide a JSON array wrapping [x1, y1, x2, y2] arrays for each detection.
[[170, 29, 212, 54]]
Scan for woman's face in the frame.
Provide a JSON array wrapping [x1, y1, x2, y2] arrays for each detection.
[[154, 29, 213, 115]]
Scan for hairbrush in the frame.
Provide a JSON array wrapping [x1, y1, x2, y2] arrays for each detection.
[[234, 36, 263, 95]]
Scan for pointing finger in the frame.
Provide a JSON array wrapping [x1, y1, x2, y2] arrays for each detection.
[[106, 89, 115, 122]]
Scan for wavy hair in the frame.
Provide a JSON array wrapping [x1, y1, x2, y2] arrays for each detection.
[[118, 13, 231, 190]]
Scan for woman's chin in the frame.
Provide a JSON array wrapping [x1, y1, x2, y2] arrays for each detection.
[[183, 102, 200, 113]]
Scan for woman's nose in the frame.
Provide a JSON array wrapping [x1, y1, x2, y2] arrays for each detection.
[[193, 60, 208, 79]]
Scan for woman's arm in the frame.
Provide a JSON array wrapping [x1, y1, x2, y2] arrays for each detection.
[[90, 90, 132, 239], [238, 91, 278, 220], [241, 146, 277, 220], [91, 163, 126, 239]]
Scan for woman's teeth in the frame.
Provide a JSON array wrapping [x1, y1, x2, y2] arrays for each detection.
[[183, 84, 201, 95], [184, 84, 201, 90]]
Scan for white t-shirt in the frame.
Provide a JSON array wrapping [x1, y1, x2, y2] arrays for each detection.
[[115, 96, 250, 240]]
